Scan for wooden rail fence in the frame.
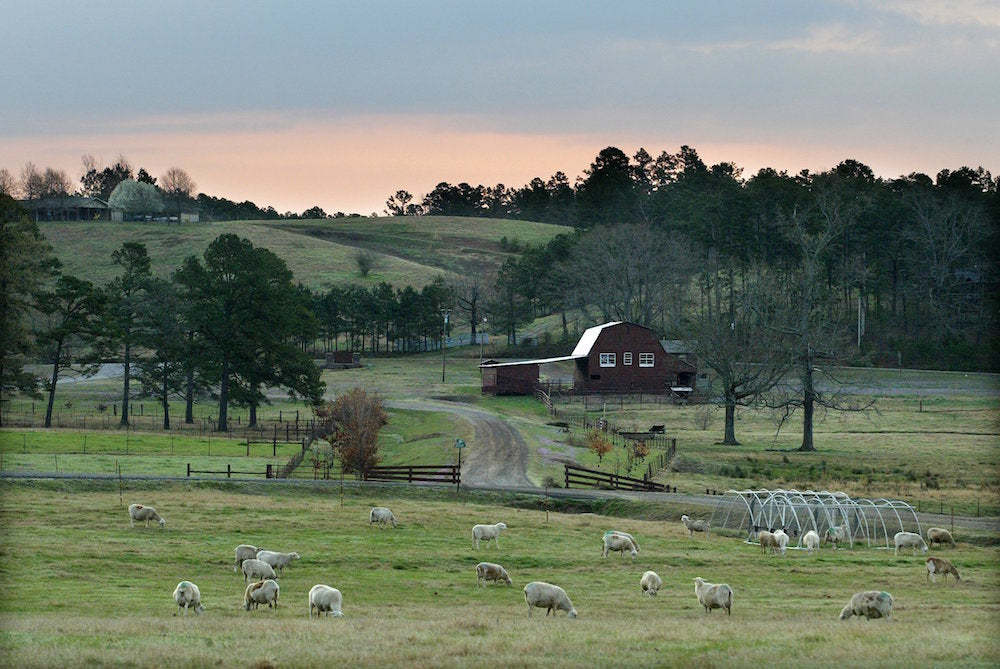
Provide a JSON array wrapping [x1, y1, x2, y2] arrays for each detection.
[[563, 464, 673, 493], [187, 463, 273, 478], [363, 465, 460, 485]]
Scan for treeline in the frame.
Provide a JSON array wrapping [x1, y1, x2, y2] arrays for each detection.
[[394, 146, 1000, 371]]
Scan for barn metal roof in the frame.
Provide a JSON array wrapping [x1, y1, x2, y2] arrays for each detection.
[[479, 355, 579, 368], [570, 321, 624, 356]]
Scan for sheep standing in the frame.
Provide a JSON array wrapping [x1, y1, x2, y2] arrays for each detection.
[[681, 515, 710, 537], [172, 581, 204, 616], [693, 577, 733, 616], [894, 531, 928, 556], [234, 544, 261, 573], [926, 557, 961, 584], [927, 527, 956, 548], [472, 522, 507, 549], [758, 530, 777, 555], [802, 530, 820, 554], [128, 504, 165, 529], [309, 584, 344, 618], [602, 532, 639, 561], [255, 550, 300, 574], [370, 507, 398, 529], [603, 530, 640, 552], [244, 579, 279, 611], [476, 562, 512, 587], [523, 581, 577, 618], [640, 571, 662, 597], [241, 558, 277, 583], [773, 529, 789, 556], [824, 524, 849, 549], [839, 591, 893, 620]]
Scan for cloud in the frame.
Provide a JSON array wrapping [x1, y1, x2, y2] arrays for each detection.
[[875, 0, 1000, 29]]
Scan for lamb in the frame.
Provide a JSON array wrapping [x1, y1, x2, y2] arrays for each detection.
[[773, 529, 789, 556], [693, 577, 733, 616], [255, 550, 300, 574], [640, 571, 662, 597], [172, 581, 204, 616], [472, 522, 507, 549], [370, 507, 398, 529], [926, 527, 956, 548], [894, 531, 928, 556], [802, 530, 820, 554], [926, 557, 961, 584], [523, 581, 577, 618], [824, 524, 849, 549], [758, 530, 777, 555], [128, 504, 165, 529], [839, 591, 893, 620], [234, 544, 261, 573], [241, 558, 276, 583], [602, 532, 639, 561], [681, 514, 711, 537], [476, 562, 512, 587], [309, 584, 344, 618], [244, 579, 279, 611]]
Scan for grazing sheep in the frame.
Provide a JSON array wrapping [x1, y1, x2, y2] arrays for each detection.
[[758, 530, 777, 555], [476, 562, 512, 587], [244, 579, 279, 611], [602, 532, 639, 561], [234, 544, 261, 573], [472, 522, 507, 549], [308, 584, 344, 618], [693, 577, 733, 616], [839, 591, 893, 620], [640, 571, 662, 597], [927, 527, 956, 548], [255, 550, 300, 574], [172, 581, 204, 616], [773, 529, 789, 556], [369, 507, 398, 529], [523, 581, 577, 619], [128, 504, 165, 529], [894, 531, 928, 556], [681, 514, 711, 537], [241, 558, 277, 583], [926, 557, 961, 584], [824, 524, 849, 549], [603, 530, 640, 552], [803, 530, 820, 554]]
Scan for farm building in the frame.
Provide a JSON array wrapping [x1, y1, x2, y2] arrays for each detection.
[[480, 321, 696, 395], [19, 196, 124, 222]]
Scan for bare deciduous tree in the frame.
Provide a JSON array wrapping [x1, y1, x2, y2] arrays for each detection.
[[315, 387, 388, 475], [160, 167, 197, 219]]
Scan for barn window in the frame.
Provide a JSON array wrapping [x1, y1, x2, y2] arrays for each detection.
[[623, 352, 633, 365], [599, 353, 616, 367], [639, 353, 655, 367]]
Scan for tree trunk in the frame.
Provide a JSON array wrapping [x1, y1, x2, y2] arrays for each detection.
[[799, 357, 816, 452], [120, 340, 131, 427], [722, 395, 739, 445], [44, 344, 62, 428], [218, 356, 230, 432], [185, 331, 195, 424], [161, 374, 170, 430], [249, 402, 257, 428]]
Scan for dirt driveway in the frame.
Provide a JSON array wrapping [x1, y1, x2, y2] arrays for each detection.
[[388, 399, 532, 488]]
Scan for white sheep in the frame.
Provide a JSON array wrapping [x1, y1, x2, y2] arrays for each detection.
[[926, 557, 961, 584], [894, 531, 928, 556], [926, 527, 956, 548], [602, 532, 639, 561], [172, 581, 204, 616], [603, 530, 640, 552], [824, 524, 849, 549], [693, 577, 733, 616], [758, 530, 777, 555], [773, 529, 789, 556], [370, 507, 398, 529], [255, 550, 300, 574], [472, 522, 507, 549], [234, 544, 261, 573], [839, 591, 893, 620], [309, 584, 344, 618], [523, 581, 577, 618], [681, 514, 710, 537], [476, 562, 512, 587], [128, 504, 165, 529], [640, 571, 662, 597], [802, 530, 820, 554], [244, 579, 279, 611], [241, 558, 276, 583]]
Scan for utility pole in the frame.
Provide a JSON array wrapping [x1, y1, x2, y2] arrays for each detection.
[[441, 308, 451, 383]]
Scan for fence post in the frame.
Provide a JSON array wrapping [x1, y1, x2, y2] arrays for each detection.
[[227, 463, 231, 478], [565, 465, 570, 489], [187, 463, 191, 477]]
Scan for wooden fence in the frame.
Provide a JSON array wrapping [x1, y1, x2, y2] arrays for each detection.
[[363, 465, 460, 486], [187, 463, 273, 478], [563, 464, 673, 493]]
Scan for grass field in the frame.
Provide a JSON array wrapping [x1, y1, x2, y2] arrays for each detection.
[[0, 481, 997, 668], [36, 216, 570, 291]]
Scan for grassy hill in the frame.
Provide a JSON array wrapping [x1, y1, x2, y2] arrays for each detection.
[[38, 216, 571, 291]]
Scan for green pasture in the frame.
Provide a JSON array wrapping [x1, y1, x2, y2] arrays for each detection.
[[0, 481, 997, 668]]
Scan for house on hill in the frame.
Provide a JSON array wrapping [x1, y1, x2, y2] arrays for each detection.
[[20, 196, 123, 222], [480, 321, 696, 395]]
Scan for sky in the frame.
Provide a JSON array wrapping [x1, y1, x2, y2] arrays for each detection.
[[3, 0, 998, 215]]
